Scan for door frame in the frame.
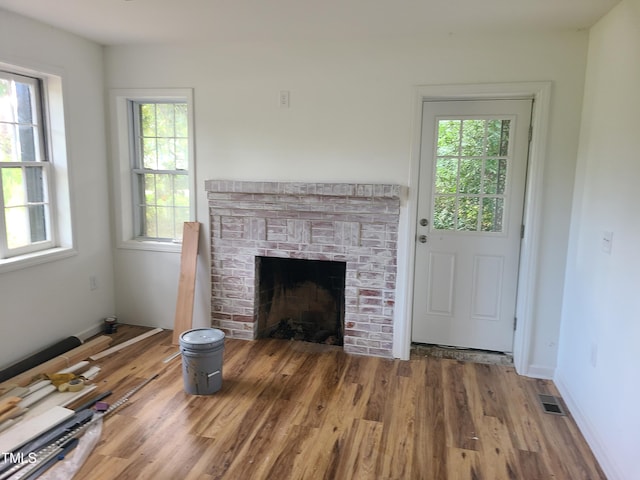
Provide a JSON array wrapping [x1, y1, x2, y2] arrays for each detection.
[[394, 82, 552, 377]]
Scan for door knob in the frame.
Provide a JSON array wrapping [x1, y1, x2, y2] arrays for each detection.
[[418, 235, 428, 243]]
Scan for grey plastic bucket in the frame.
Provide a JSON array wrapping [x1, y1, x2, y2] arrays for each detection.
[[179, 328, 225, 395]]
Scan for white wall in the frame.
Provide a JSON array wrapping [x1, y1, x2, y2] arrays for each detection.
[[105, 30, 588, 373], [0, 10, 114, 367], [556, 1, 640, 478]]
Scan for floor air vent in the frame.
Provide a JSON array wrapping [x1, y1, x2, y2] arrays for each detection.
[[538, 394, 566, 416]]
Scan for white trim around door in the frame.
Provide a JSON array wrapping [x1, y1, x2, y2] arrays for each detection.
[[394, 82, 552, 378]]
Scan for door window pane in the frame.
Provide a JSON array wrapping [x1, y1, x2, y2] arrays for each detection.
[[481, 197, 504, 233], [433, 196, 455, 230], [459, 159, 482, 194], [461, 120, 485, 156], [457, 196, 479, 231], [432, 117, 512, 233], [435, 158, 457, 194], [483, 158, 507, 195], [436, 120, 461, 156]]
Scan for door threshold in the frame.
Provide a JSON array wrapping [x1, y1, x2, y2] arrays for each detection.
[[411, 343, 514, 366]]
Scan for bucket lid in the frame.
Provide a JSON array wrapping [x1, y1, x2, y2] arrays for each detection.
[[179, 328, 225, 349]]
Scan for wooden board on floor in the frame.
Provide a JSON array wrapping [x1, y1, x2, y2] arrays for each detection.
[[90, 328, 164, 361], [172, 222, 200, 344], [28, 385, 97, 417], [0, 405, 74, 453], [0, 336, 113, 390]]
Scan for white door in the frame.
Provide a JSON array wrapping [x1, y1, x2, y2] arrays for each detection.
[[412, 99, 532, 352]]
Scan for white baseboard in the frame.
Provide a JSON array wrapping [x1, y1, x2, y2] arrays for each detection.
[[74, 322, 105, 341], [523, 363, 555, 379], [554, 371, 623, 480]]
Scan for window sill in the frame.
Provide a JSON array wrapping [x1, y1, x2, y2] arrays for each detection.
[[117, 239, 182, 253], [0, 247, 77, 274]]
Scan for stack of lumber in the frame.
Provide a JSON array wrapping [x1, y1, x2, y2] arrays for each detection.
[[0, 336, 113, 454], [0, 336, 112, 392], [0, 327, 168, 479]]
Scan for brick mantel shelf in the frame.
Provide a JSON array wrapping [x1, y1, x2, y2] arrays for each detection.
[[205, 180, 403, 357]]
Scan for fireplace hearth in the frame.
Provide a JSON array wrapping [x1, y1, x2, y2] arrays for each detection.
[[206, 181, 402, 358]]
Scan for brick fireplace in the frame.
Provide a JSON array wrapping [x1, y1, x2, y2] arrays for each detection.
[[205, 181, 402, 357]]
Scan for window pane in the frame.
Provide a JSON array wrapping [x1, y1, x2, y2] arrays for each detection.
[[156, 104, 175, 138], [459, 159, 482, 194], [143, 173, 156, 205], [457, 196, 479, 231], [142, 137, 157, 169], [175, 104, 188, 138], [174, 174, 189, 206], [174, 207, 189, 241], [25, 167, 44, 202], [437, 120, 460, 156], [0, 123, 17, 162], [175, 138, 188, 170], [156, 206, 174, 238], [18, 125, 37, 161], [29, 204, 47, 242], [0, 76, 42, 164], [2, 167, 25, 206], [435, 158, 457, 194], [481, 197, 504, 232], [15, 82, 34, 125], [461, 120, 485, 156], [5, 206, 30, 249], [140, 104, 156, 137], [2, 165, 50, 247], [433, 195, 455, 230], [157, 138, 174, 170], [142, 205, 157, 238], [155, 174, 173, 206], [0, 78, 13, 122]]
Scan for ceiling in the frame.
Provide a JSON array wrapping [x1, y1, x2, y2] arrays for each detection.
[[0, 0, 621, 46]]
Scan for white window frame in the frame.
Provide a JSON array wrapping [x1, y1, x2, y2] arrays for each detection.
[[0, 62, 75, 273], [110, 88, 195, 252]]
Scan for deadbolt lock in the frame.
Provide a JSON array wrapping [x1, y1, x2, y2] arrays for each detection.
[[419, 218, 429, 227], [418, 235, 428, 243]]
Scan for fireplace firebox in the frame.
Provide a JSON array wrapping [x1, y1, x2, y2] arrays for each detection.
[[256, 257, 346, 345]]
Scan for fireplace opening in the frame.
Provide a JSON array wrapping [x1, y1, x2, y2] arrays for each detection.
[[255, 256, 346, 345]]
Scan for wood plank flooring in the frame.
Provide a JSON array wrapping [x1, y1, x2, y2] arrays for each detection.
[[60, 326, 605, 480]]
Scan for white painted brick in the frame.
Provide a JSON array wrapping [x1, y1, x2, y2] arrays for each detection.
[[206, 181, 400, 358]]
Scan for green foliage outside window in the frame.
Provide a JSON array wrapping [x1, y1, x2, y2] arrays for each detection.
[[0, 73, 49, 252], [134, 101, 190, 241], [433, 119, 510, 233]]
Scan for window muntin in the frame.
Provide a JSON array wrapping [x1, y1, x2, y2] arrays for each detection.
[[0, 71, 53, 257], [131, 101, 190, 242]]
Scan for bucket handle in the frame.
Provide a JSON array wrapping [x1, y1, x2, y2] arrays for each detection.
[[207, 370, 221, 378]]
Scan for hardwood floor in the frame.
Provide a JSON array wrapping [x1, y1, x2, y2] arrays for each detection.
[[62, 326, 605, 479]]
